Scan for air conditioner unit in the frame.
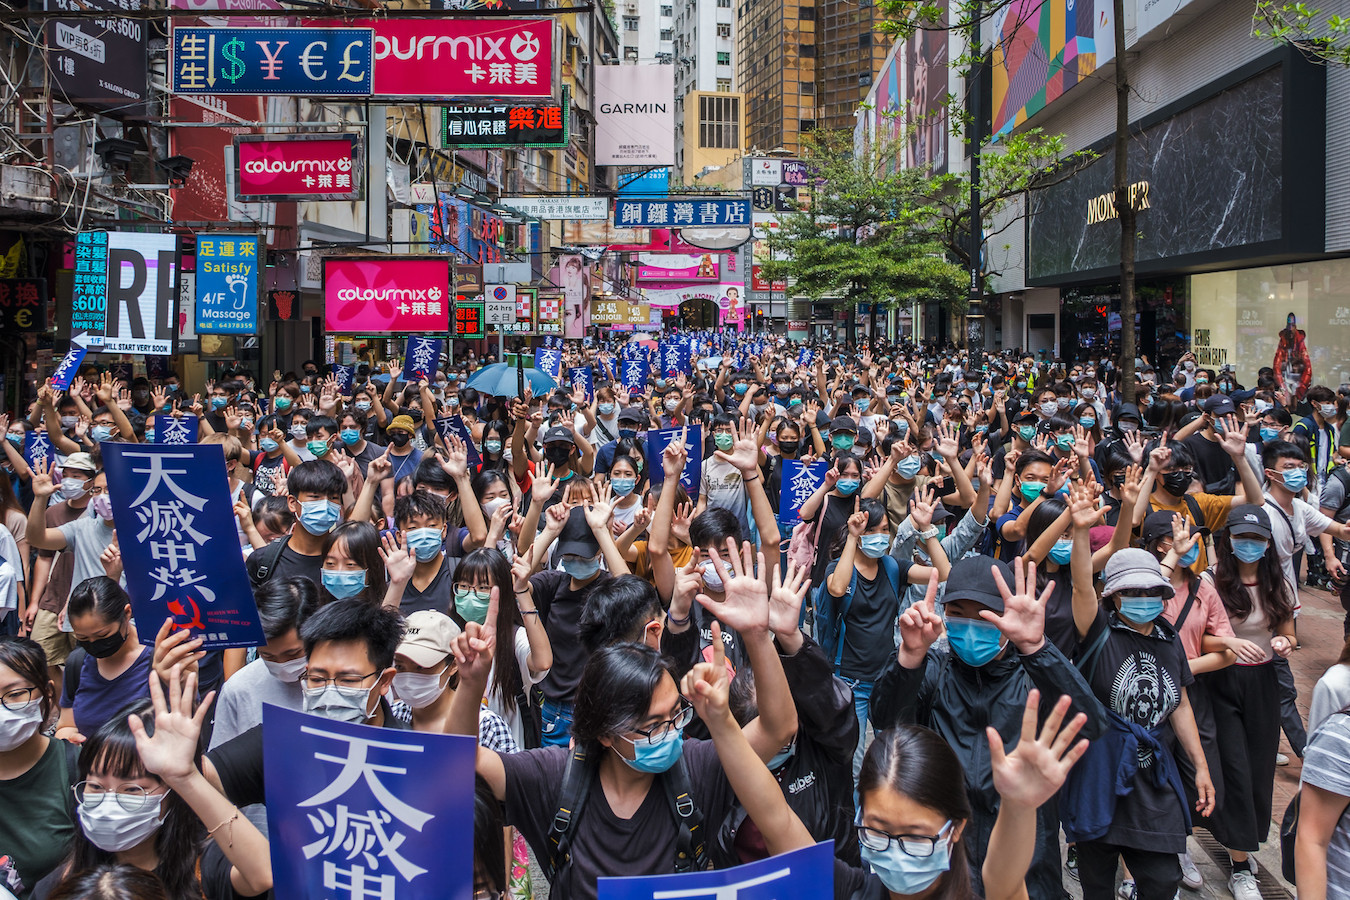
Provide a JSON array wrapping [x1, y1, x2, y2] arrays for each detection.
[[568, 34, 581, 48]]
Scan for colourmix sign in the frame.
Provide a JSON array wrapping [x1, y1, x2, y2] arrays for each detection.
[[234, 135, 362, 201], [364, 17, 554, 98], [324, 257, 451, 333]]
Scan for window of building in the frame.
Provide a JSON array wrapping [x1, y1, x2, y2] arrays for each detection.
[[800, 118, 815, 131], [800, 80, 815, 94], [716, 51, 730, 64], [858, 33, 872, 48], [623, 16, 639, 29], [660, 28, 673, 40], [717, 23, 731, 37], [698, 94, 741, 149], [717, 0, 731, 7], [660, 4, 672, 13], [717, 78, 732, 91], [624, 46, 639, 59], [799, 6, 815, 18], [799, 42, 816, 57]]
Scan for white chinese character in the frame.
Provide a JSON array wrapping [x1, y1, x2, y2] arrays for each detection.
[[788, 465, 822, 510], [125, 452, 208, 511], [489, 63, 512, 83], [304, 805, 426, 881], [672, 202, 695, 224], [698, 202, 722, 224], [514, 62, 537, 83], [299, 727, 433, 830], [645, 203, 669, 224], [618, 202, 642, 225]]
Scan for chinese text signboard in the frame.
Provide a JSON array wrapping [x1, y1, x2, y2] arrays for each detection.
[[195, 234, 258, 334], [598, 842, 832, 900], [150, 414, 199, 444], [103, 443, 265, 649], [0, 279, 47, 332], [646, 425, 702, 500], [614, 199, 750, 228], [454, 298, 484, 339], [171, 27, 373, 95], [779, 460, 827, 528], [235, 135, 362, 201], [72, 231, 108, 340], [404, 336, 442, 382], [47, 0, 148, 111], [80, 233, 179, 356], [324, 257, 451, 333], [264, 704, 476, 900], [442, 97, 567, 148], [362, 17, 554, 99]]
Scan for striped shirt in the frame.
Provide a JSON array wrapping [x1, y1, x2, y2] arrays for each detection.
[[1302, 711, 1350, 899]]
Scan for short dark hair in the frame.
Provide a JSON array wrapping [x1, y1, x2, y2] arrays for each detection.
[[288, 459, 346, 499], [394, 490, 448, 528], [306, 415, 337, 438], [255, 576, 319, 641], [1261, 439, 1308, 470], [579, 576, 663, 652], [412, 458, 454, 493], [300, 598, 404, 670], [689, 506, 743, 551], [570, 643, 673, 753]]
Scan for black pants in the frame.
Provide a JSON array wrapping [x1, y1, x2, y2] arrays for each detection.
[[1175, 677, 1224, 830], [1076, 840, 1181, 900], [1274, 655, 1307, 756], [1206, 662, 1281, 852]]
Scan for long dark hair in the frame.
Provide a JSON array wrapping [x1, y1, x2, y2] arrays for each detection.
[[457, 549, 523, 713], [858, 725, 973, 900], [321, 521, 388, 605], [571, 643, 672, 755], [63, 701, 203, 900], [479, 420, 511, 472], [1211, 530, 1295, 628], [0, 635, 57, 728], [828, 496, 886, 559], [48, 864, 169, 900]]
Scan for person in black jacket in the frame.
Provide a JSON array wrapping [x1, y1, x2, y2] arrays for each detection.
[[869, 555, 1107, 900]]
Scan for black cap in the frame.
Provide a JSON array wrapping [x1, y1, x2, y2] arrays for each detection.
[[1203, 394, 1237, 418], [1012, 409, 1038, 425], [1231, 388, 1256, 403], [830, 416, 857, 434], [1140, 510, 1178, 547], [542, 426, 575, 445], [617, 407, 646, 425], [942, 555, 1012, 613], [555, 507, 601, 558], [928, 504, 954, 523], [1226, 504, 1272, 540], [856, 425, 874, 446]]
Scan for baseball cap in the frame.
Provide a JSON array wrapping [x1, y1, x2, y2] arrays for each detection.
[[555, 507, 601, 559], [1140, 510, 1180, 547], [396, 610, 462, 668], [1202, 394, 1237, 418], [388, 415, 416, 434], [63, 452, 97, 473], [1226, 504, 1272, 540], [617, 407, 646, 425], [542, 426, 575, 445], [830, 416, 858, 434], [942, 555, 1012, 613]]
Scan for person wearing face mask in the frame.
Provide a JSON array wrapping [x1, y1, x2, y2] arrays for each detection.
[[318, 521, 396, 607], [1063, 549, 1216, 900], [244, 414, 295, 498], [604, 456, 644, 532], [1091, 405, 1143, 475], [871, 555, 1105, 900], [822, 495, 949, 779], [695, 414, 751, 538], [994, 450, 1064, 564], [0, 636, 76, 899], [371, 416, 423, 520], [586, 387, 622, 445], [284, 408, 313, 460], [758, 420, 811, 518], [245, 460, 347, 592], [27, 464, 119, 638], [990, 410, 1042, 482], [386, 491, 460, 617], [796, 450, 867, 592], [1031, 386, 1060, 422], [592, 407, 647, 477], [51, 578, 150, 745], [1293, 384, 1342, 489]]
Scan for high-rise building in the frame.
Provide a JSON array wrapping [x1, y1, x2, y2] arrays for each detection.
[[682, 90, 745, 182], [815, 0, 891, 132], [737, 0, 815, 154], [617, 0, 670, 65], [670, 0, 738, 177]]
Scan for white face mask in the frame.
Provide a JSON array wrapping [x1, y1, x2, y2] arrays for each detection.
[[393, 668, 450, 710], [482, 497, 510, 520], [263, 656, 307, 684], [78, 794, 165, 852], [0, 700, 44, 751], [302, 684, 374, 723]]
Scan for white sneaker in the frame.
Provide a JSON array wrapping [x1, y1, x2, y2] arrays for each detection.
[[1276, 752, 1290, 766], [1179, 851, 1204, 890], [1229, 868, 1261, 900], [1116, 880, 1137, 900]]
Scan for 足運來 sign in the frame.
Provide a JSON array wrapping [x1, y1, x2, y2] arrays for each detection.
[[195, 234, 258, 334]]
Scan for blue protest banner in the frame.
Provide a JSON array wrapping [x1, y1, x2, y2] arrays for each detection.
[[23, 431, 53, 473], [102, 443, 265, 649], [333, 364, 355, 395], [646, 425, 701, 499], [797, 347, 813, 367], [658, 342, 690, 377], [49, 344, 87, 391], [263, 704, 476, 900], [171, 28, 374, 96], [614, 198, 750, 228], [534, 346, 562, 380], [542, 335, 563, 349], [621, 353, 649, 392], [405, 336, 442, 383], [150, 415, 199, 445], [598, 842, 833, 900], [195, 235, 259, 334], [567, 366, 594, 401], [434, 416, 480, 467], [779, 459, 827, 529]]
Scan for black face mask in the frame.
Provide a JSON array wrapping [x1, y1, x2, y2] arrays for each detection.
[[1161, 471, 1193, 496], [544, 445, 573, 466], [79, 621, 127, 659], [778, 440, 800, 456], [389, 432, 412, 448]]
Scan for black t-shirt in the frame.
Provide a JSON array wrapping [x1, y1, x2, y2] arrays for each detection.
[[272, 541, 324, 591], [1182, 432, 1236, 494], [806, 493, 857, 590], [32, 844, 259, 900], [827, 558, 911, 681], [531, 569, 613, 703], [345, 440, 384, 479], [251, 451, 289, 497], [399, 555, 459, 617], [500, 740, 734, 900]]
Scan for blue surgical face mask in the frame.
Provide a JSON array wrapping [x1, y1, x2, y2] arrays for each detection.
[[406, 527, 444, 562], [260, 437, 280, 453], [1055, 434, 1075, 452], [620, 727, 685, 774], [767, 739, 796, 770], [1231, 537, 1269, 563], [322, 568, 367, 599], [340, 428, 360, 445], [833, 434, 856, 452], [454, 587, 491, 624], [1118, 596, 1165, 625], [859, 533, 890, 558], [944, 617, 1006, 667], [733, 383, 748, 395], [859, 823, 953, 896], [299, 499, 341, 535], [484, 439, 503, 454], [561, 555, 602, 580], [1277, 467, 1308, 492], [897, 455, 923, 479], [855, 398, 871, 413], [355, 401, 372, 412], [1259, 426, 1281, 443], [90, 425, 113, 443], [211, 397, 228, 410], [836, 478, 860, 496], [1178, 543, 1200, 567], [274, 397, 292, 412], [597, 403, 616, 416], [144, 431, 156, 442], [1048, 537, 1073, 565], [1019, 480, 1046, 503], [611, 476, 636, 497], [1018, 425, 1038, 442], [4, 434, 20, 448], [1079, 416, 1096, 430]]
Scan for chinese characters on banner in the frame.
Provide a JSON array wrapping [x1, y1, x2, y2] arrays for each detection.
[[263, 704, 476, 900], [324, 258, 450, 333], [0, 278, 46, 332], [235, 135, 361, 201], [72, 231, 108, 341], [23, 432, 53, 473], [453, 300, 485, 339], [533, 346, 562, 380], [657, 341, 691, 377], [598, 842, 832, 900], [333, 364, 355, 394], [434, 416, 480, 467], [404, 336, 442, 383], [195, 235, 259, 334], [442, 98, 567, 148], [171, 28, 373, 95], [49, 344, 87, 391], [567, 366, 593, 401], [102, 443, 265, 649], [363, 18, 555, 98], [646, 425, 702, 500], [779, 460, 827, 529], [614, 199, 750, 228], [796, 347, 813, 367], [620, 352, 649, 392], [150, 415, 199, 444]]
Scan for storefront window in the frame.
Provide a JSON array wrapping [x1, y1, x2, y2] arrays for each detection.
[[1061, 279, 1188, 369]]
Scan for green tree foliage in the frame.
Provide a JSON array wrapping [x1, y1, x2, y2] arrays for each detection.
[[1253, 2, 1350, 65]]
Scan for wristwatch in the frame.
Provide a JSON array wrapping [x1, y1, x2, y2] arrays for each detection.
[[917, 526, 939, 541]]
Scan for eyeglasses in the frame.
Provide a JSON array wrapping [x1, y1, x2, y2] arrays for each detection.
[[301, 670, 378, 691], [74, 781, 165, 812], [0, 686, 38, 712], [630, 698, 694, 745], [856, 819, 953, 857]]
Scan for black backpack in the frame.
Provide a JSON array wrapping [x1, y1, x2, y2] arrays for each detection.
[[245, 534, 291, 587], [542, 744, 708, 883]]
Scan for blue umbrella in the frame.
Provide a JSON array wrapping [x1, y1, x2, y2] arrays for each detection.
[[465, 362, 557, 398]]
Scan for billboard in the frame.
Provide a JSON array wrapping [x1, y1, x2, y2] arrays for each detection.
[[637, 253, 721, 283], [195, 235, 258, 334], [595, 65, 676, 166], [991, 0, 1115, 138], [46, 0, 148, 112], [88, 233, 180, 355], [906, 11, 949, 173], [501, 196, 608, 220], [170, 27, 373, 95], [235, 135, 362, 201], [365, 18, 554, 99], [324, 257, 451, 333], [442, 95, 567, 148]]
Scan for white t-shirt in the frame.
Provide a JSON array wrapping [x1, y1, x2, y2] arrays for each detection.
[[485, 625, 549, 747], [1263, 493, 1331, 611]]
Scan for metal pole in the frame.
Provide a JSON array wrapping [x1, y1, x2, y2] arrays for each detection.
[[967, 0, 984, 350]]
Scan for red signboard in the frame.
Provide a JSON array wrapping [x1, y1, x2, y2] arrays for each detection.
[[363, 18, 554, 99], [236, 135, 361, 201], [324, 257, 451, 333], [751, 265, 786, 292]]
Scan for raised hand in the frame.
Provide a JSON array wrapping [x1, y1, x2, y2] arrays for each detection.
[[1119, 463, 1144, 507], [695, 538, 770, 637], [31, 461, 57, 498], [767, 559, 811, 641], [584, 480, 616, 531], [846, 497, 868, 537], [1123, 429, 1145, 464], [151, 617, 204, 684], [1072, 424, 1092, 459], [671, 556, 702, 616], [511, 552, 533, 593], [440, 433, 470, 479], [662, 426, 689, 479], [1217, 414, 1250, 457], [1068, 479, 1102, 530], [987, 689, 1089, 813], [681, 620, 731, 725], [910, 484, 938, 532], [897, 572, 943, 669], [129, 664, 214, 785], [368, 447, 393, 481], [1170, 513, 1197, 559], [99, 542, 123, 581], [982, 556, 1053, 654], [531, 461, 560, 505], [380, 533, 417, 585], [1147, 433, 1172, 472], [541, 501, 569, 534], [936, 421, 960, 459]]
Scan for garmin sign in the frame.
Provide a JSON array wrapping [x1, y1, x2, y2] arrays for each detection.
[[595, 64, 675, 166]]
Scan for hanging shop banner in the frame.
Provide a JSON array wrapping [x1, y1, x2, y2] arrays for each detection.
[[103, 443, 266, 649], [615, 199, 750, 228], [149, 414, 199, 444], [0, 279, 47, 332], [454, 298, 485, 339], [637, 253, 720, 282], [82, 233, 180, 356], [500, 197, 608, 221], [442, 96, 567, 148], [595, 64, 675, 166], [235, 135, 362, 202], [590, 298, 627, 324], [359, 18, 554, 99], [324, 257, 451, 333], [264, 704, 476, 900], [46, 0, 148, 112], [170, 27, 374, 95], [72, 231, 109, 342], [195, 234, 258, 334]]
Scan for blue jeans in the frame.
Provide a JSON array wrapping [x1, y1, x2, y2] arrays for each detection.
[[841, 677, 874, 783], [540, 697, 574, 748]]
